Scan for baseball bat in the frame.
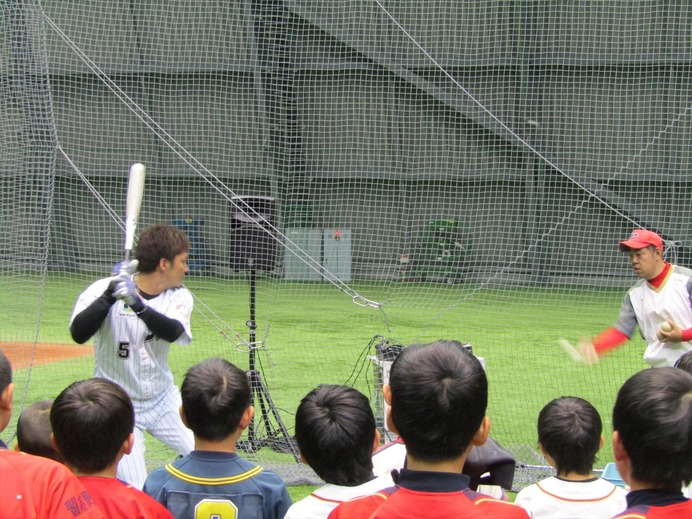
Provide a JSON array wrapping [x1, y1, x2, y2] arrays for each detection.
[[557, 339, 585, 364], [124, 163, 146, 260]]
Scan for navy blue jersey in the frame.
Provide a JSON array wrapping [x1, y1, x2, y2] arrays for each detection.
[[143, 451, 291, 519]]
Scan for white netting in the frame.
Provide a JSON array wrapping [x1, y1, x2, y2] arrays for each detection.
[[1, 0, 690, 487]]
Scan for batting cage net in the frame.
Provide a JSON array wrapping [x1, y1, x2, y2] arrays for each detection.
[[1, 1, 690, 489]]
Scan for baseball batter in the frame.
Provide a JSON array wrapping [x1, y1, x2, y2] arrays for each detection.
[[70, 224, 194, 489], [578, 229, 692, 367]]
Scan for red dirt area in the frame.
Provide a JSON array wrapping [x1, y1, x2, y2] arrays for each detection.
[[0, 341, 92, 369]]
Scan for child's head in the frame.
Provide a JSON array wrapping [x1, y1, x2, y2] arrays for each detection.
[[386, 340, 488, 463], [612, 367, 692, 490], [674, 350, 692, 375], [295, 384, 378, 486], [16, 399, 64, 463], [0, 349, 11, 395], [181, 358, 252, 441], [537, 396, 602, 476], [0, 349, 13, 433], [50, 378, 134, 474]]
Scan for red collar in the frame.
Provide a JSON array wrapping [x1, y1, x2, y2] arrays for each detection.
[[648, 262, 671, 289]]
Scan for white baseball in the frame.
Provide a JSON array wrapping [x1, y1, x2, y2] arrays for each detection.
[[657, 321, 672, 341]]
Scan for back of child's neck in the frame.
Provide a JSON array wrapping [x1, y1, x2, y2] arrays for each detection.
[[72, 465, 118, 479], [194, 437, 238, 453], [556, 471, 596, 482], [406, 455, 465, 474]]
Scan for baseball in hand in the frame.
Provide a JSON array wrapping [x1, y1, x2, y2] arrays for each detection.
[[657, 321, 672, 340]]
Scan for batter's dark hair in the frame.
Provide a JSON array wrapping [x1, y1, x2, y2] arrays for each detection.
[[51, 378, 134, 473], [181, 358, 251, 441], [613, 367, 692, 489], [674, 350, 692, 376], [295, 384, 376, 486], [389, 340, 487, 463], [538, 396, 602, 476], [0, 349, 11, 395], [135, 224, 190, 274], [17, 399, 64, 463]]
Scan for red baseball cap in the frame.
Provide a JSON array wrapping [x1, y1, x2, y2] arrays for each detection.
[[618, 229, 663, 252]]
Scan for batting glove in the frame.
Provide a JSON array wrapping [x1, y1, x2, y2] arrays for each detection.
[[114, 277, 145, 314], [111, 259, 139, 278]]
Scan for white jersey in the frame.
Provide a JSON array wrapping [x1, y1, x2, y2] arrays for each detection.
[[514, 476, 628, 519], [284, 474, 394, 519], [617, 265, 692, 367], [70, 276, 193, 401], [372, 439, 406, 478]]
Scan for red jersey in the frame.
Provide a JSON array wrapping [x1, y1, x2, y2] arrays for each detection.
[[329, 469, 528, 519], [79, 476, 173, 519], [612, 489, 692, 519], [0, 447, 103, 519]]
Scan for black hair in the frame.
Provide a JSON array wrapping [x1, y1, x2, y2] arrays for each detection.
[[17, 399, 64, 463], [612, 367, 692, 489], [295, 384, 376, 486], [181, 358, 251, 441], [135, 224, 190, 274], [537, 396, 602, 475], [674, 350, 692, 376], [0, 349, 12, 395], [51, 378, 134, 473], [389, 340, 487, 463]]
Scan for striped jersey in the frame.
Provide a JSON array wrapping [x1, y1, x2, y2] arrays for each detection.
[[70, 276, 193, 400]]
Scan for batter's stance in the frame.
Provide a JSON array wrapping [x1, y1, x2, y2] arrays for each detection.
[[70, 223, 194, 489]]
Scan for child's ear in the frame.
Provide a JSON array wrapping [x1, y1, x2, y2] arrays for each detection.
[[382, 384, 392, 405], [372, 429, 381, 453], [179, 405, 189, 428], [538, 443, 556, 469], [0, 382, 14, 411], [612, 431, 626, 462], [123, 433, 135, 456], [13, 442, 20, 452], [612, 430, 632, 486], [382, 384, 398, 435], [599, 434, 605, 450], [538, 441, 550, 458], [238, 405, 255, 431], [471, 416, 491, 447], [50, 432, 61, 453]]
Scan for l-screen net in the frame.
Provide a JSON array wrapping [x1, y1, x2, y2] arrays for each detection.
[[1, 0, 690, 488]]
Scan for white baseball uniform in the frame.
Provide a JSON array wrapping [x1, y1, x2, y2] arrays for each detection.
[[70, 276, 195, 489], [614, 265, 692, 367], [514, 476, 628, 519], [284, 473, 394, 519]]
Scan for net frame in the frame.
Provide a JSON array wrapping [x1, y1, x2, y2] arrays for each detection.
[[1, 0, 690, 488]]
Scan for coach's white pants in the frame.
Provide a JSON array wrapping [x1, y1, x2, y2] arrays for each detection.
[[117, 384, 194, 489]]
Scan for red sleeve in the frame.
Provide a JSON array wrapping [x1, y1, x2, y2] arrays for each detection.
[[592, 327, 629, 355], [0, 452, 103, 519]]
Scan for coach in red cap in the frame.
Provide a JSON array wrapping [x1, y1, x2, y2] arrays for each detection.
[[578, 229, 692, 368]]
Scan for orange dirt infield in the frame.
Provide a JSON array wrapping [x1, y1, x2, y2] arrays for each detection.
[[1, 341, 92, 369]]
